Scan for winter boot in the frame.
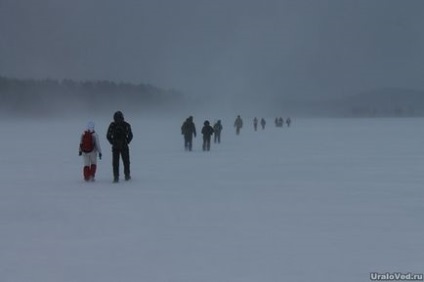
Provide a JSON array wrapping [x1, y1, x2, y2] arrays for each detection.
[[83, 166, 91, 181], [90, 164, 97, 181]]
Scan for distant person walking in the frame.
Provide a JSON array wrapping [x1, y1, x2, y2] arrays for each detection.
[[213, 120, 223, 143], [201, 120, 214, 151], [234, 115, 243, 135], [253, 117, 258, 131], [275, 117, 284, 127], [181, 116, 196, 151], [286, 117, 292, 127], [260, 118, 266, 130], [79, 121, 102, 182], [106, 111, 133, 182]]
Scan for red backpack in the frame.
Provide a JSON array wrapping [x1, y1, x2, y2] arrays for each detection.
[[80, 131, 94, 153]]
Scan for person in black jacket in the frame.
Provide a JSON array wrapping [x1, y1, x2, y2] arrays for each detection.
[[213, 120, 223, 143], [181, 116, 196, 151], [286, 117, 292, 127], [201, 120, 214, 151], [234, 115, 243, 135], [260, 118, 266, 130], [106, 111, 133, 182], [253, 117, 258, 131]]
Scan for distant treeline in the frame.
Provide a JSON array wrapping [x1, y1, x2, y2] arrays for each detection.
[[0, 76, 186, 116], [343, 88, 424, 117], [2, 76, 424, 118], [271, 88, 424, 118]]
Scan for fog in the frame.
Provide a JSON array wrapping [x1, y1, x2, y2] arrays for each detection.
[[1, 0, 424, 116], [2, 2, 424, 280], [2, 114, 424, 282]]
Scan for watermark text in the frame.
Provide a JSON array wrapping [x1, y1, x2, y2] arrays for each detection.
[[370, 272, 423, 281]]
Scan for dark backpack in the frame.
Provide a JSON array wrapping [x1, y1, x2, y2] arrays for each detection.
[[113, 122, 126, 149], [81, 131, 94, 153], [181, 122, 187, 135]]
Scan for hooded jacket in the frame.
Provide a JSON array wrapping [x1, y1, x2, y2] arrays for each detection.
[[79, 121, 102, 155], [106, 112, 133, 149]]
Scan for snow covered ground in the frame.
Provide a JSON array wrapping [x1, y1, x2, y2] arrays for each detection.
[[1, 115, 423, 282]]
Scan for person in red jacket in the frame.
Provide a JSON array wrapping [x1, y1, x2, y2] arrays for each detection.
[[79, 121, 102, 182]]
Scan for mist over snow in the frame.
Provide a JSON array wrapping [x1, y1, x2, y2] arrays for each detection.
[[1, 1, 424, 279], [1, 115, 424, 281], [2, 0, 424, 104]]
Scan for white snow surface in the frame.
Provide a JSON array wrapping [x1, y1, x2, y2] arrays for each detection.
[[1, 116, 423, 282]]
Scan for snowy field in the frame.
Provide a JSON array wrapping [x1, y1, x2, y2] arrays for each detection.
[[1, 115, 424, 282]]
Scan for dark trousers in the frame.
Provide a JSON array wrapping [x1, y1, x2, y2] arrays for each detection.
[[112, 146, 130, 179], [184, 135, 193, 151], [203, 136, 211, 151], [214, 132, 221, 143]]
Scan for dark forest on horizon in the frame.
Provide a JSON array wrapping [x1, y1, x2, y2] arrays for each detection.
[[0, 76, 186, 116], [2, 76, 424, 118]]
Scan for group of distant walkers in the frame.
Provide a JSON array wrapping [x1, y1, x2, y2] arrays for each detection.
[[78, 111, 133, 183], [275, 117, 291, 127], [253, 117, 267, 131], [78, 111, 292, 183], [181, 115, 293, 151], [181, 116, 223, 152], [251, 116, 292, 131]]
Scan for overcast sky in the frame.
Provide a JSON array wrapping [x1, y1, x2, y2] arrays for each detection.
[[1, 0, 424, 100]]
